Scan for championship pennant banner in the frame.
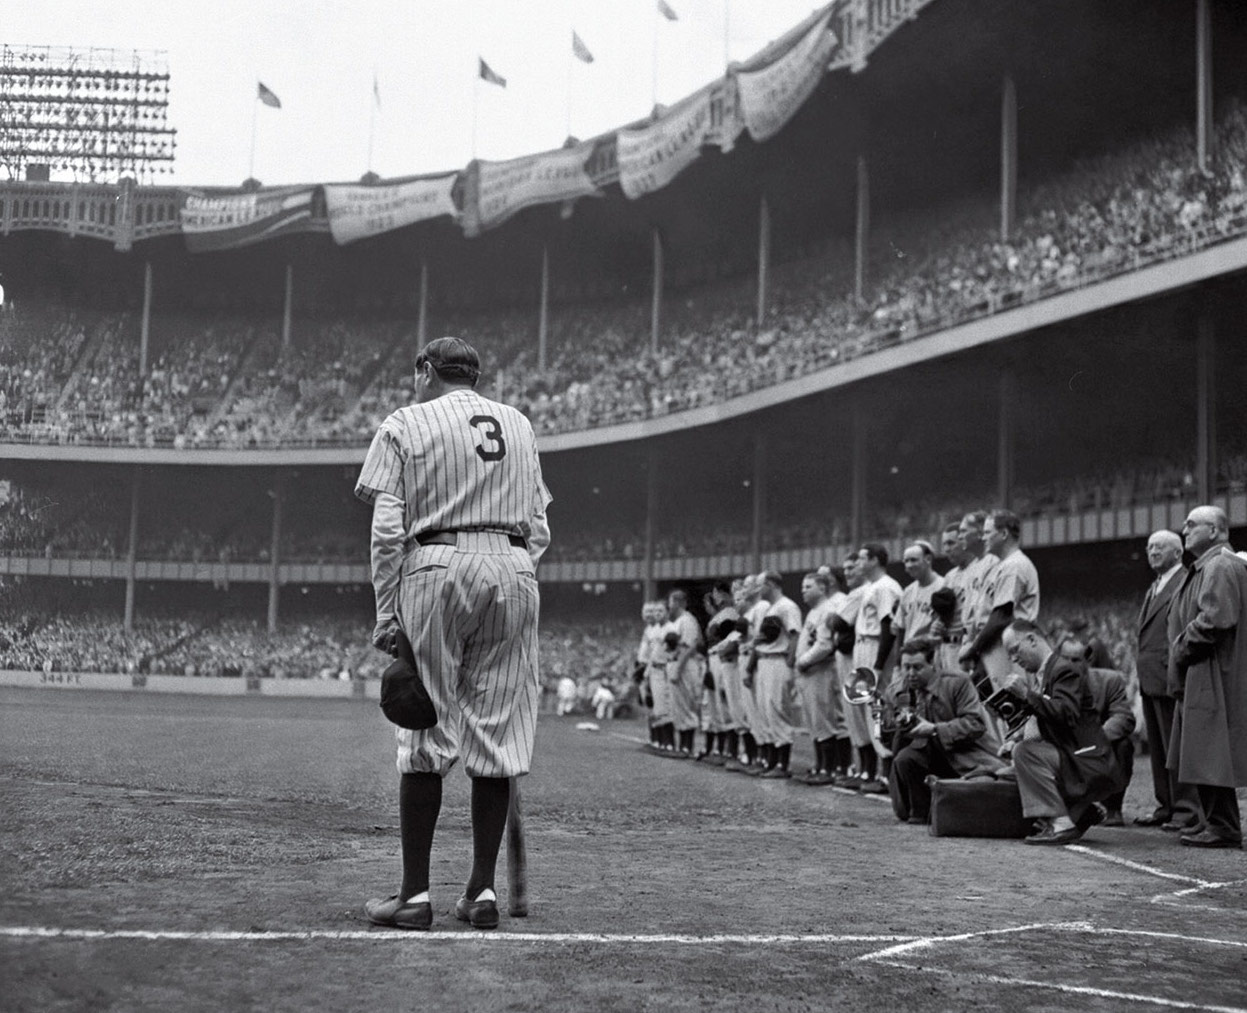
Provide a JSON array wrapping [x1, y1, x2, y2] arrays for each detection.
[[617, 88, 713, 200], [323, 174, 459, 245], [179, 187, 317, 252], [462, 145, 598, 237], [616, 80, 744, 199], [735, 10, 837, 143]]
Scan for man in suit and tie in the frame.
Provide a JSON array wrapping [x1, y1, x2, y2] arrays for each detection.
[[1136, 530, 1201, 830]]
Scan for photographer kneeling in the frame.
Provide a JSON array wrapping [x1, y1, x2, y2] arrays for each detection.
[[999, 620, 1122, 845], [887, 637, 1004, 824]]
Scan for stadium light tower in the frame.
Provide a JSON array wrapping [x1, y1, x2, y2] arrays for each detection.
[[0, 45, 177, 182]]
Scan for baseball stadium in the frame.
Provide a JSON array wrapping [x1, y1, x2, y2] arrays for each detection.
[[4, 0, 1247, 1009]]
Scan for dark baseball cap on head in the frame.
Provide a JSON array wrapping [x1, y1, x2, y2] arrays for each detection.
[[416, 336, 480, 385]]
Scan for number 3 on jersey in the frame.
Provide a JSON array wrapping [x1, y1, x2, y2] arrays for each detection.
[[469, 415, 507, 462]]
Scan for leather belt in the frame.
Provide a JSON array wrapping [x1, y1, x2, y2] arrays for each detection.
[[415, 530, 526, 549]]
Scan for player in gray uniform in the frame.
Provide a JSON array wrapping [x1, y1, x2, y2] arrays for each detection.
[[896, 541, 945, 650], [963, 508, 1040, 690], [851, 543, 903, 793], [701, 584, 739, 764], [721, 577, 759, 772], [831, 554, 869, 786], [794, 571, 847, 785], [956, 510, 999, 697], [357, 336, 550, 931], [737, 574, 773, 774], [932, 523, 968, 673], [753, 571, 803, 778]]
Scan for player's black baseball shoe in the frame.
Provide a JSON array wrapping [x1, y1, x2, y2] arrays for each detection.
[[456, 890, 501, 929], [365, 894, 433, 930]]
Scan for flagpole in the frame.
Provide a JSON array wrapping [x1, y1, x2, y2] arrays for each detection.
[[367, 68, 377, 173], [248, 89, 258, 181], [651, 9, 659, 110], [566, 32, 573, 140], [472, 68, 480, 160], [724, 0, 731, 64]]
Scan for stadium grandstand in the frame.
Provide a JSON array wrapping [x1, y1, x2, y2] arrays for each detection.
[[2, 0, 1247, 684]]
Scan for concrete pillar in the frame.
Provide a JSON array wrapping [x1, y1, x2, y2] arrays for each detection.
[[538, 244, 550, 373], [1197, 0, 1214, 175], [756, 192, 771, 329], [123, 467, 141, 632], [855, 155, 870, 301], [139, 261, 152, 377], [650, 228, 664, 355], [997, 366, 1015, 510], [267, 474, 284, 633], [1196, 312, 1216, 501], [750, 432, 768, 574], [850, 401, 867, 547], [417, 258, 429, 345], [643, 449, 658, 601], [282, 264, 293, 349], [1000, 73, 1017, 241]]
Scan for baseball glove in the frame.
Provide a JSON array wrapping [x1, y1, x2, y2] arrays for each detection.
[[757, 615, 784, 645]]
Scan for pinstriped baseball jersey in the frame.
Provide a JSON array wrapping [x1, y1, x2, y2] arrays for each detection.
[[356, 383, 551, 779], [355, 387, 551, 546]]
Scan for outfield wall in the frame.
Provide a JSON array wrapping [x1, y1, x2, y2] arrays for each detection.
[[0, 670, 381, 700]]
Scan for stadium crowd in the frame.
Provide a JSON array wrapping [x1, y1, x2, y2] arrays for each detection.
[[0, 105, 1245, 447]]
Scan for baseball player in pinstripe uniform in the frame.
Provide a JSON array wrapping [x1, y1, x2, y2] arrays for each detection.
[[638, 601, 673, 750], [665, 590, 705, 758], [356, 336, 551, 932], [738, 574, 773, 773]]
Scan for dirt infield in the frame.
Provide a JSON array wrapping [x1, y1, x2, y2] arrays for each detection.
[[2, 686, 1245, 1012]]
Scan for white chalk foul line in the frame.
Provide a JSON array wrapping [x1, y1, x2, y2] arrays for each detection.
[[0, 926, 916, 946], [856, 920, 1092, 962], [1065, 844, 1215, 887], [857, 921, 1247, 965], [877, 959, 1247, 1013]]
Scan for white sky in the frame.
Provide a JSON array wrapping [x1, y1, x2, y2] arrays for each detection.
[[10, 0, 824, 186]]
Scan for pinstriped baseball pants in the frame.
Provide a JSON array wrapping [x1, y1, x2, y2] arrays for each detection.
[[394, 533, 540, 778]]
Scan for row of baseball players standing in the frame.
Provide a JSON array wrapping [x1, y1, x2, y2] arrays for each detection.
[[635, 504, 1247, 848], [636, 509, 1036, 790]]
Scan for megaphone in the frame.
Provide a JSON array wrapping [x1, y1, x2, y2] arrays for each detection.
[[843, 666, 879, 706]]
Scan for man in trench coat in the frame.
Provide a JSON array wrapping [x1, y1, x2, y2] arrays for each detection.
[[1168, 505, 1247, 849]]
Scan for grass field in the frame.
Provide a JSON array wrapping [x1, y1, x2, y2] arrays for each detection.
[[2, 685, 1246, 1012]]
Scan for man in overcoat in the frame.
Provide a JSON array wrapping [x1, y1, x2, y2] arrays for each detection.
[[1168, 505, 1247, 849], [1135, 530, 1201, 831]]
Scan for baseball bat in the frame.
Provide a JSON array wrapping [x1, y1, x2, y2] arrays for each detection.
[[506, 776, 528, 917]]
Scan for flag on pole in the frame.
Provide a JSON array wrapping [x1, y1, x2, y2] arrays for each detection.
[[572, 31, 595, 64], [257, 81, 282, 108], [372, 71, 381, 108], [657, 0, 679, 22], [479, 58, 507, 88]]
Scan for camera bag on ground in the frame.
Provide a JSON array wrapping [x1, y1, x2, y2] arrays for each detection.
[[927, 776, 1031, 839]]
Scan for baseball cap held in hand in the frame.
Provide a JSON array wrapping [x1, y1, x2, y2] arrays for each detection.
[[380, 630, 438, 730]]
